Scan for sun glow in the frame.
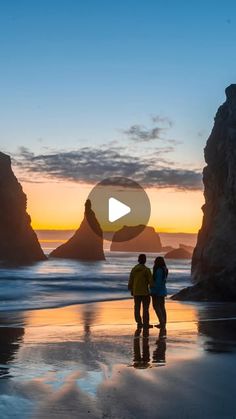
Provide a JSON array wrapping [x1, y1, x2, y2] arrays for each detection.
[[22, 181, 204, 233], [147, 187, 204, 233]]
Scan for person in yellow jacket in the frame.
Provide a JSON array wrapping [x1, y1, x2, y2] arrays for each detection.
[[128, 254, 153, 331]]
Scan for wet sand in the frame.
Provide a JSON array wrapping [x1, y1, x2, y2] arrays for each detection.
[[0, 299, 236, 418]]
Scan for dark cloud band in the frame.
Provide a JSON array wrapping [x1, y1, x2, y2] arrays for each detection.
[[14, 146, 202, 190]]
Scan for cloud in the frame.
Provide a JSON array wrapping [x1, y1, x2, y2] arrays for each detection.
[[123, 115, 176, 144], [123, 125, 164, 142], [142, 168, 202, 190], [14, 146, 202, 190], [151, 115, 173, 127]]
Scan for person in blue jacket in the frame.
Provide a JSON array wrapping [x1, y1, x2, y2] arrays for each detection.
[[150, 256, 168, 336]]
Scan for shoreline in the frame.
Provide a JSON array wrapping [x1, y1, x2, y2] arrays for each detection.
[[1, 294, 235, 318], [0, 293, 230, 316], [0, 296, 131, 314]]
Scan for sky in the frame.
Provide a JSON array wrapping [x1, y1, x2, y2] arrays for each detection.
[[0, 0, 236, 232]]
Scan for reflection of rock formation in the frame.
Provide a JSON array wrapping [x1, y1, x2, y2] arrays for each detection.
[[197, 305, 236, 353], [198, 319, 236, 353], [0, 152, 46, 264], [50, 200, 105, 260], [77, 305, 101, 370], [111, 225, 162, 252], [165, 248, 191, 259], [82, 304, 97, 340], [174, 85, 236, 301], [0, 316, 25, 377]]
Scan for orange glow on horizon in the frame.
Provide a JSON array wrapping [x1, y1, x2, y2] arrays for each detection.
[[147, 187, 204, 233], [22, 181, 204, 233]]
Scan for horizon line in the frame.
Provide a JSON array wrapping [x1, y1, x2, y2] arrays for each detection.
[[35, 228, 198, 235]]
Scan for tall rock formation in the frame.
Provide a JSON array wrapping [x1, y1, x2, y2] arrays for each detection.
[[0, 152, 46, 264], [50, 200, 105, 260], [173, 85, 236, 301], [110, 225, 162, 252]]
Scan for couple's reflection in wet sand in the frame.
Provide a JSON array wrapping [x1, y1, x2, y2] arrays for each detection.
[[132, 329, 166, 369]]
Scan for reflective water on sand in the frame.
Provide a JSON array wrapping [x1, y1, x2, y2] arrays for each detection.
[[0, 300, 236, 418]]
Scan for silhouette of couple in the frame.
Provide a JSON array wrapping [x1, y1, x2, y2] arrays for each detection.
[[128, 254, 168, 337]]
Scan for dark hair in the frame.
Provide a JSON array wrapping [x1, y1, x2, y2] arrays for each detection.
[[138, 254, 146, 264], [153, 256, 168, 278]]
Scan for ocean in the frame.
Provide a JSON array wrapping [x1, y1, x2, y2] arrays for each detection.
[[0, 231, 197, 312]]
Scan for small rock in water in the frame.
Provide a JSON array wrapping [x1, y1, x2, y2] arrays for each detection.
[[165, 248, 191, 259], [110, 225, 162, 252]]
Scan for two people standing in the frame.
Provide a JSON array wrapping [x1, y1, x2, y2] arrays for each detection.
[[128, 254, 168, 337]]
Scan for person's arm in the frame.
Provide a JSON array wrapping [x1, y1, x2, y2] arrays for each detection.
[[128, 269, 134, 294], [163, 267, 168, 283], [147, 268, 154, 287]]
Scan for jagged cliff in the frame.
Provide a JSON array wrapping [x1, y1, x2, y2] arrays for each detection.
[[110, 225, 162, 252], [50, 200, 105, 260], [173, 85, 236, 301], [0, 152, 46, 264]]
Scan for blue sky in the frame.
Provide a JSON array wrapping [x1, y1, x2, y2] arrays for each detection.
[[0, 0, 236, 172]]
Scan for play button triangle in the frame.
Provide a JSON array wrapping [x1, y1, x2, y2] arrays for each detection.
[[108, 197, 131, 223]]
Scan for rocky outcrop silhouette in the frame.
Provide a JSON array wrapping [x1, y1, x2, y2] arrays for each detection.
[[110, 225, 162, 252], [50, 200, 105, 260], [179, 244, 194, 254], [165, 247, 191, 259], [0, 152, 46, 264], [173, 85, 236, 301], [162, 246, 174, 253]]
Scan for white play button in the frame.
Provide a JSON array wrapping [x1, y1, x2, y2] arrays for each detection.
[[108, 197, 131, 223], [86, 176, 151, 242]]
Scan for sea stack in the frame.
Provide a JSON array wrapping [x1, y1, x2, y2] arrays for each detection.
[[0, 152, 46, 264], [173, 85, 236, 301], [165, 248, 191, 259], [50, 199, 105, 260], [110, 225, 162, 252]]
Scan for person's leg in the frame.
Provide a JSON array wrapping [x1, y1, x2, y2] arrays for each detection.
[[134, 296, 142, 327], [161, 297, 167, 325], [152, 295, 158, 315], [157, 297, 166, 325], [142, 295, 150, 328], [153, 296, 165, 328], [158, 297, 167, 337]]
